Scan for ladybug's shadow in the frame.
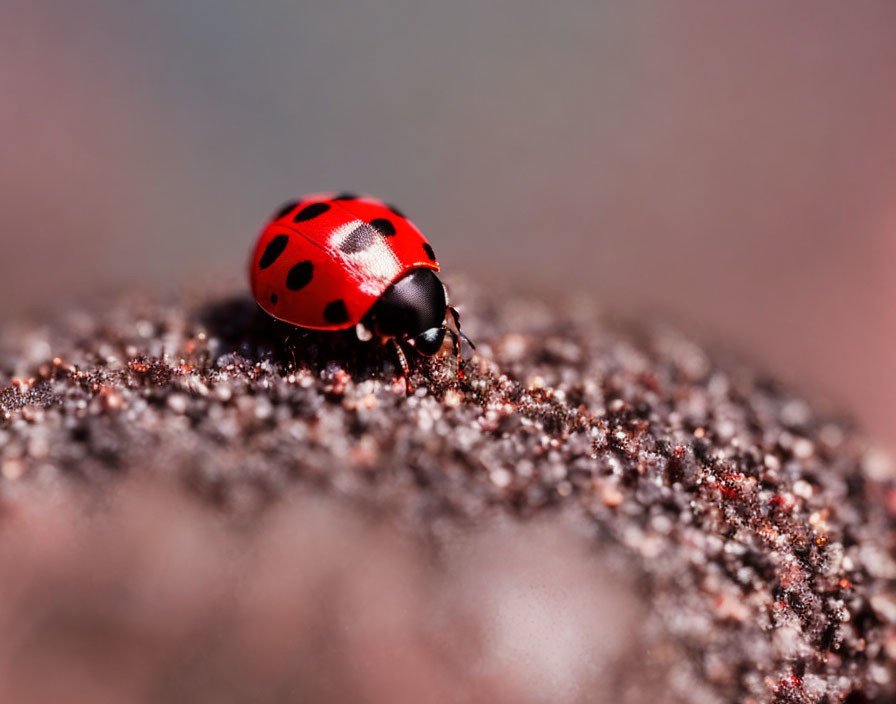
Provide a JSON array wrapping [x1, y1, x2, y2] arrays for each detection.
[[195, 295, 397, 382]]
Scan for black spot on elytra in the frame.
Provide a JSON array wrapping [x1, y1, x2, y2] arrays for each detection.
[[270, 293, 279, 305], [386, 203, 406, 218], [272, 200, 300, 220], [422, 242, 436, 261], [324, 299, 349, 324], [370, 218, 396, 237], [294, 202, 331, 222], [333, 192, 359, 201], [339, 224, 379, 254], [286, 260, 314, 290], [259, 235, 289, 269]]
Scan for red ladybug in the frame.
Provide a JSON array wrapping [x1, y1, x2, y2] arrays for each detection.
[[249, 192, 472, 379]]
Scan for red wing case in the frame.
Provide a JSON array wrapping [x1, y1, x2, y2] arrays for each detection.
[[249, 193, 439, 330]]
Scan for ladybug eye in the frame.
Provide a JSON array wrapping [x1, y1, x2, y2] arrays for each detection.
[[414, 327, 446, 357]]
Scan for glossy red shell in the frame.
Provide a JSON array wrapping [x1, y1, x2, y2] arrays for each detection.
[[249, 192, 439, 330]]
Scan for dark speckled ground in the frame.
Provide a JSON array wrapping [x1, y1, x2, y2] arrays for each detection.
[[0, 280, 894, 704]]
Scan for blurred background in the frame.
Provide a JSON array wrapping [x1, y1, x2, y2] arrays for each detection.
[[1, 0, 895, 448]]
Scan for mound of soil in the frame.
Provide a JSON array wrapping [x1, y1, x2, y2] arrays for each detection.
[[0, 281, 894, 704]]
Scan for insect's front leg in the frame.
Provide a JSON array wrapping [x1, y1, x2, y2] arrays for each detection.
[[387, 338, 412, 392], [446, 329, 464, 381]]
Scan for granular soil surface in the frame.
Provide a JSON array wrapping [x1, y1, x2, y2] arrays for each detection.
[[1, 280, 895, 704]]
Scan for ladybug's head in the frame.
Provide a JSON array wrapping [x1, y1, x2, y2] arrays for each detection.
[[363, 268, 449, 356]]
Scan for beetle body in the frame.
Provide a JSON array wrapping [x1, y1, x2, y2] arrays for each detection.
[[249, 192, 469, 377]]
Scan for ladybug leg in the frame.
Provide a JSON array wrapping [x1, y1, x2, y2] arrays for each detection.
[[448, 306, 476, 350], [448, 305, 461, 329], [387, 338, 412, 392], [446, 328, 465, 381], [283, 331, 298, 372], [445, 307, 473, 382]]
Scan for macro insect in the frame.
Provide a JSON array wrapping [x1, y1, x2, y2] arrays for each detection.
[[249, 192, 472, 381]]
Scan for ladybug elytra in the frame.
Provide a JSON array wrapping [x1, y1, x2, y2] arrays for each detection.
[[249, 192, 472, 380]]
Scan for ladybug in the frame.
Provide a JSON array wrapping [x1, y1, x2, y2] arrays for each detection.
[[249, 192, 473, 381]]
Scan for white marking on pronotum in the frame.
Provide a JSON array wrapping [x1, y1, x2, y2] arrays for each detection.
[[329, 219, 402, 295]]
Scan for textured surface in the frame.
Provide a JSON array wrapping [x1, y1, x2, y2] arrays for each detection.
[[1, 281, 895, 704]]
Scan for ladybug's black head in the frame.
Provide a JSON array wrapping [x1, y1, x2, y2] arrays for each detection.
[[364, 268, 448, 356]]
